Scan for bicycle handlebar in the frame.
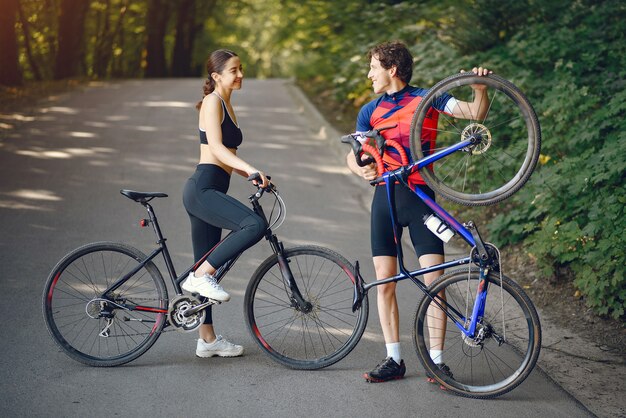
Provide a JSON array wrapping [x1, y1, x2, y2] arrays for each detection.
[[340, 125, 411, 185], [340, 125, 396, 167], [247, 173, 275, 200]]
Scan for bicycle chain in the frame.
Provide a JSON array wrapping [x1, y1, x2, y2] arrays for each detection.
[[97, 296, 180, 337]]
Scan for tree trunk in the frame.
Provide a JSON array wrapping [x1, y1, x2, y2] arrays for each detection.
[[0, 0, 23, 86], [171, 0, 216, 77], [93, 0, 112, 78], [54, 0, 90, 79], [17, 0, 43, 81], [170, 0, 195, 77], [144, 0, 170, 78]]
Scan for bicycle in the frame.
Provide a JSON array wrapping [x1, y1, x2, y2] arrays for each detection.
[[43, 178, 368, 369], [336, 72, 542, 399]]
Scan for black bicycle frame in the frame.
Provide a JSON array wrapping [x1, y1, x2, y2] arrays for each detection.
[[100, 191, 310, 315]]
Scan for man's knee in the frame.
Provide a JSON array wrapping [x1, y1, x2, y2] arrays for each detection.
[[377, 281, 397, 299]]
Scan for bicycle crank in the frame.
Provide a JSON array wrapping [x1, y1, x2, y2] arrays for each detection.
[[168, 295, 206, 332]]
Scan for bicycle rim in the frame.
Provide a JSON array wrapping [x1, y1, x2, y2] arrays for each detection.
[[410, 73, 541, 206], [43, 242, 168, 367], [244, 246, 368, 369], [413, 269, 541, 398]]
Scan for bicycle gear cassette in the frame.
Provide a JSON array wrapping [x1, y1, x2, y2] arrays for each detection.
[[168, 295, 206, 332]]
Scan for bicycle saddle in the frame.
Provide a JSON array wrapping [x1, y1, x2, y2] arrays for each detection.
[[120, 189, 168, 202]]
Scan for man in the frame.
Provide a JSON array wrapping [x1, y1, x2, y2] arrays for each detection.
[[346, 41, 491, 383]]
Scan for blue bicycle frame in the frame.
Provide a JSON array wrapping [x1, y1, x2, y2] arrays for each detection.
[[359, 142, 494, 339]]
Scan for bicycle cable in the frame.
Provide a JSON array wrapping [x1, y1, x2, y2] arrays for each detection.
[[267, 188, 286, 230]]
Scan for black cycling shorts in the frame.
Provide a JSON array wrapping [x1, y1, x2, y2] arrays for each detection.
[[370, 183, 443, 258]]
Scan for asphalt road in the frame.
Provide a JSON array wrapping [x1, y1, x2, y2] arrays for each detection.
[[0, 79, 593, 417]]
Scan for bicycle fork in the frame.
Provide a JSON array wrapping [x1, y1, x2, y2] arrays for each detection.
[[267, 234, 312, 313]]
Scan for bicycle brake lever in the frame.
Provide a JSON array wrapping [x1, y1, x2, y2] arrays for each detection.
[[340, 134, 375, 167], [364, 125, 397, 154]]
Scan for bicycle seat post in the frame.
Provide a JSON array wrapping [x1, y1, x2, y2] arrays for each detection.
[[142, 202, 166, 244], [142, 201, 178, 281]]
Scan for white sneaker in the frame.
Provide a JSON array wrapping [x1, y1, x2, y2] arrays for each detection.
[[196, 336, 244, 358], [182, 272, 230, 302]]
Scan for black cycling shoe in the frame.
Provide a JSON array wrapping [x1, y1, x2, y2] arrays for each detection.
[[425, 363, 454, 390], [363, 357, 406, 383]]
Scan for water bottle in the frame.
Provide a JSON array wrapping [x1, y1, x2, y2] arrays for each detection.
[[424, 214, 455, 243]]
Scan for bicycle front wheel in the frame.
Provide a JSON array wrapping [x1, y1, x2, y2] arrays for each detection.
[[410, 73, 541, 206], [244, 246, 369, 369], [43, 242, 168, 367], [413, 268, 541, 398]]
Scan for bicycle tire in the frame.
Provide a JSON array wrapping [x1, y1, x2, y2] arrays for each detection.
[[244, 246, 369, 370], [413, 268, 541, 398], [410, 73, 541, 206], [43, 242, 168, 367]]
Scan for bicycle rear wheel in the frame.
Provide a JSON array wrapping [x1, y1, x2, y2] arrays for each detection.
[[43, 242, 168, 367], [410, 73, 541, 206], [413, 268, 541, 398], [244, 246, 368, 369]]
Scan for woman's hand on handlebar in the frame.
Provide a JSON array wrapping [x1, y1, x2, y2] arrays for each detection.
[[247, 170, 270, 188]]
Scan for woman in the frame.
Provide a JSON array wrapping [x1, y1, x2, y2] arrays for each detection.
[[182, 49, 270, 358]]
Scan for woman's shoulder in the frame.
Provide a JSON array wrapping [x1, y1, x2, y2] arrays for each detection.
[[200, 93, 223, 115], [202, 93, 221, 106]]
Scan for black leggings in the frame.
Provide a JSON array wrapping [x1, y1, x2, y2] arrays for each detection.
[[370, 183, 443, 258], [183, 164, 266, 324]]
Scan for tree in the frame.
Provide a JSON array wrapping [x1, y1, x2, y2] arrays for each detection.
[[144, 0, 170, 77], [17, 0, 43, 80], [171, 0, 214, 77], [0, 0, 23, 86], [54, 0, 90, 79], [93, 0, 130, 78]]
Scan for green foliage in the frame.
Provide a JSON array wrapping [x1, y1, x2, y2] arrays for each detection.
[[483, 0, 626, 319]]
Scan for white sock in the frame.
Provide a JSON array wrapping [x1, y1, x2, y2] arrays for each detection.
[[430, 349, 443, 364], [386, 342, 401, 363]]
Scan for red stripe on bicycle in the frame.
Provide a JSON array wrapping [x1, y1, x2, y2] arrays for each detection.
[[342, 266, 356, 284], [47, 272, 61, 303], [135, 306, 168, 313], [252, 324, 271, 351]]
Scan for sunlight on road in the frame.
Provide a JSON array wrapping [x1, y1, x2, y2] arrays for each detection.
[[40, 106, 79, 115], [15, 146, 115, 160], [7, 189, 61, 201]]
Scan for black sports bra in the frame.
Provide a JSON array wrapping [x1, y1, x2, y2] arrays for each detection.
[[199, 97, 243, 149]]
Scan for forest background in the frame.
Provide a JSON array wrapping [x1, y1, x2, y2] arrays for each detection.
[[1, 0, 624, 320]]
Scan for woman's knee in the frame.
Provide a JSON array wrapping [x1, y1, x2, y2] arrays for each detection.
[[241, 214, 267, 243]]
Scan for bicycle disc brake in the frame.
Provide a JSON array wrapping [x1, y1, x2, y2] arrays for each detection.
[[461, 123, 492, 155], [168, 295, 206, 332]]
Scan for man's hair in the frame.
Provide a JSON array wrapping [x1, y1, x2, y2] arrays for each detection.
[[368, 41, 413, 84]]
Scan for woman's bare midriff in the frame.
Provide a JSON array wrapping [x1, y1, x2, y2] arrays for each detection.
[[198, 143, 236, 175]]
